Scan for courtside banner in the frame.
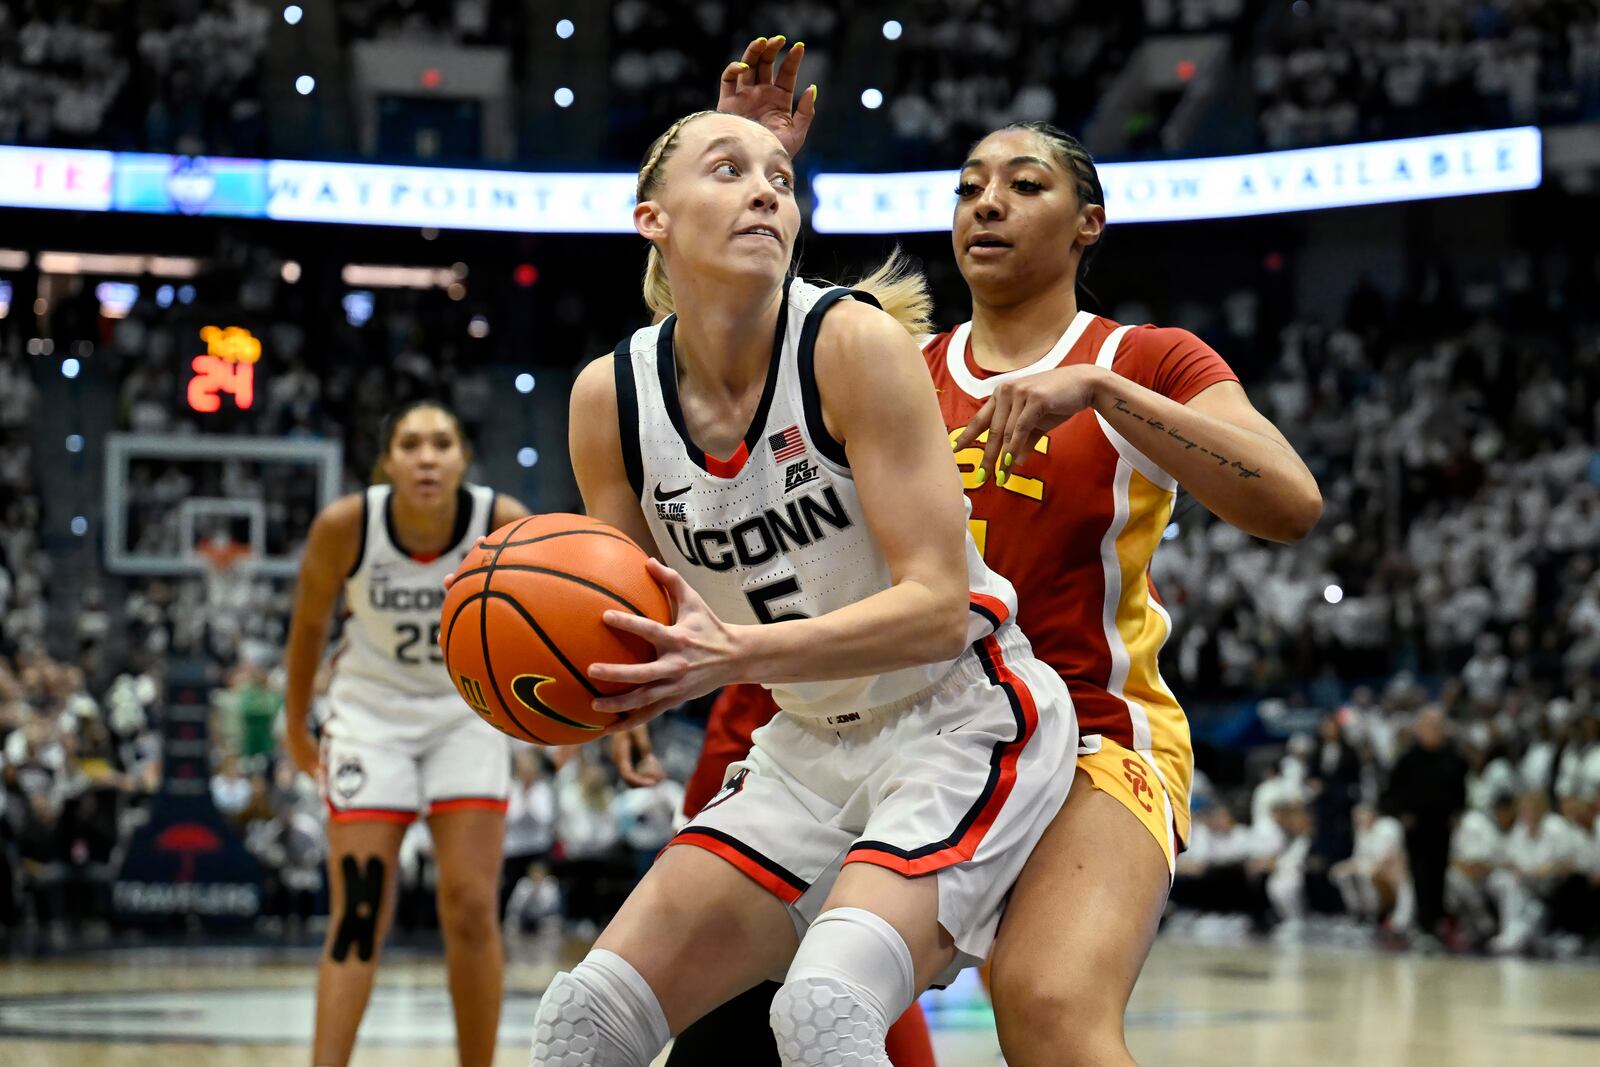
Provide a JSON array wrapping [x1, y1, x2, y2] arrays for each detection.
[[0, 145, 114, 212], [812, 127, 1543, 232], [264, 160, 638, 233]]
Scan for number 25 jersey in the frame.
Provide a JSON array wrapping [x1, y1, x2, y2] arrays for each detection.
[[326, 482, 495, 740], [613, 278, 1018, 723]]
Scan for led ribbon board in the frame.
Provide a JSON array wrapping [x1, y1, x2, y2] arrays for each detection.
[[0, 128, 1543, 234], [812, 127, 1543, 232]]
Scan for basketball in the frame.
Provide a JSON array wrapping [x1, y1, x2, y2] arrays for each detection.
[[438, 513, 672, 746]]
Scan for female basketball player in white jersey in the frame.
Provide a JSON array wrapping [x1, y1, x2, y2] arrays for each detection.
[[703, 41, 1323, 1066], [524, 111, 1078, 1066], [283, 400, 530, 1067]]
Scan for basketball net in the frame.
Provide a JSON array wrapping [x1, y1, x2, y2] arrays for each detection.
[[195, 535, 253, 614]]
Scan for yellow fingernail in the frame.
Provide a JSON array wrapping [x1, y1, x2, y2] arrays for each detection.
[[755, 37, 767, 44], [793, 41, 805, 48], [771, 34, 786, 41], [1003, 452, 1013, 469], [996, 469, 1009, 486], [809, 84, 818, 99], [974, 468, 987, 487], [737, 62, 749, 69]]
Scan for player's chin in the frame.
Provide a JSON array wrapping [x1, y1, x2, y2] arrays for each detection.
[[726, 236, 791, 268]]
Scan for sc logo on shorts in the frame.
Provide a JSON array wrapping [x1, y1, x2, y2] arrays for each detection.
[[334, 755, 368, 800]]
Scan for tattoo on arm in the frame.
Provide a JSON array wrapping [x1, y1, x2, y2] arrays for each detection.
[[1110, 398, 1264, 480]]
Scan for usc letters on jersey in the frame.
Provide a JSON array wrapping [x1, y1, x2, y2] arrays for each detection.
[[923, 311, 1238, 846]]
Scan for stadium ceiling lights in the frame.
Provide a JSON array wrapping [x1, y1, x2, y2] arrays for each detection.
[[0, 129, 1543, 235], [340, 264, 459, 289], [36, 252, 201, 277]]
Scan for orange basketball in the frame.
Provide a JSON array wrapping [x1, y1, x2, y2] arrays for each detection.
[[439, 513, 671, 746]]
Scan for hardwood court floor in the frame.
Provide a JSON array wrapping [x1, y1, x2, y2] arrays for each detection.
[[1, 934, 1596, 1066]]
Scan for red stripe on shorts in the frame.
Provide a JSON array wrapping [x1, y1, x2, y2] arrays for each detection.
[[325, 800, 416, 825], [669, 826, 807, 904], [844, 633, 1039, 876], [429, 797, 510, 815]]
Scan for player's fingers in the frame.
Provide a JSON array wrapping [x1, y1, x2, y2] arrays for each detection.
[[618, 743, 665, 785], [645, 558, 697, 610], [587, 657, 678, 686], [609, 731, 638, 776], [600, 609, 674, 648], [793, 84, 818, 133], [738, 37, 765, 66], [998, 399, 1039, 482], [745, 35, 770, 84], [952, 398, 995, 452], [755, 35, 785, 83], [774, 40, 805, 93], [718, 61, 749, 108], [592, 682, 679, 715], [980, 389, 1012, 478]]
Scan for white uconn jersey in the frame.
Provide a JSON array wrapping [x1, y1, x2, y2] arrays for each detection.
[[330, 483, 496, 725], [613, 278, 1018, 722]]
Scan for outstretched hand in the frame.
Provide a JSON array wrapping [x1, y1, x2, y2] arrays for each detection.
[[718, 35, 817, 158]]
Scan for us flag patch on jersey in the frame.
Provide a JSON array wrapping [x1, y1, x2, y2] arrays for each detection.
[[769, 424, 806, 462]]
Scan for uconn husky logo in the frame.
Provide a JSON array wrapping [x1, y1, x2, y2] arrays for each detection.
[[665, 485, 854, 572]]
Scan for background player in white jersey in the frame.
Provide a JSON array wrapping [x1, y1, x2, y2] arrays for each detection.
[[525, 111, 1077, 1066], [282, 399, 530, 1067]]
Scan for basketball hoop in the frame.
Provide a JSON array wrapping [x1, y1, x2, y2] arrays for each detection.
[[196, 534, 252, 576]]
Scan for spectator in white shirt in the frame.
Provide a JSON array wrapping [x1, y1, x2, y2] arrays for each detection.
[[501, 749, 556, 921], [614, 777, 687, 878], [1447, 791, 1516, 946], [552, 757, 623, 932], [210, 752, 252, 822], [1330, 804, 1413, 931], [1488, 791, 1588, 955]]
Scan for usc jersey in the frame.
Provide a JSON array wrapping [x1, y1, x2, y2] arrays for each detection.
[[923, 311, 1238, 846]]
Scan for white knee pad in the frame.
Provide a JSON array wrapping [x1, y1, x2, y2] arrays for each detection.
[[769, 907, 916, 1067], [530, 949, 669, 1067]]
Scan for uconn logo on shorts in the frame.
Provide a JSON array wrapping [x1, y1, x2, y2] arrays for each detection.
[[334, 755, 367, 800]]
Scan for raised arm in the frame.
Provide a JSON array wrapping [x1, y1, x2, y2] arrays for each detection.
[[957, 354, 1322, 543]]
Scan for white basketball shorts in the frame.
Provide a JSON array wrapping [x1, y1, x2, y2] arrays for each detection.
[[319, 708, 511, 824], [667, 622, 1077, 984]]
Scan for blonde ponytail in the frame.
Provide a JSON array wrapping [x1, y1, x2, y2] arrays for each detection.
[[642, 245, 674, 320], [635, 109, 716, 319], [848, 247, 932, 340]]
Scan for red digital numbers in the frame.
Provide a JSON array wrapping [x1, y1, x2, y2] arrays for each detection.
[[187, 356, 255, 412], [187, 325, 261, 413]]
